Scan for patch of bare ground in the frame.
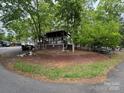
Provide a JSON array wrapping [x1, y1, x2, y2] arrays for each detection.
[[19, 50, 109, 68]]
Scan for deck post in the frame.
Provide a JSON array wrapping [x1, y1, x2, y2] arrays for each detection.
[[72, 43, 75, 53], [62, 44, 65, 52]]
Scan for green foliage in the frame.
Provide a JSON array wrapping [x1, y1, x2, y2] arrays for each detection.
[[57, 0, 84, 34], [97, 0, 124, 22], [0, 32, 5, 40], [0, 0, 124, 48], [6, 20, 30, 42], [76, 20, 121, 48], [14, 55, 121, 80], [73, 0, 123, 48], [5, 31, 15, 42], [0, 0, 54, 41]]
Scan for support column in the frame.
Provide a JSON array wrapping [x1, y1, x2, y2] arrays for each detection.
[[72, 43, 75, 53]]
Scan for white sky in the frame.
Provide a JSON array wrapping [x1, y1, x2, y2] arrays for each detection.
[[94, 0, 100, 9]]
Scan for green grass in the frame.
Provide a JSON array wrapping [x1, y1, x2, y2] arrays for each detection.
[[13, 57, 120, 80], [13, 52, 124, 80]]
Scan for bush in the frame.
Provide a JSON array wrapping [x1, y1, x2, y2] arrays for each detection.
[[75, 20, 122, 48]]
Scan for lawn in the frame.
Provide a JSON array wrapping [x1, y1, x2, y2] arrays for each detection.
[[12, 51, 124, 81], [5, 52, 124, 83], [13, 61, 114, 80]]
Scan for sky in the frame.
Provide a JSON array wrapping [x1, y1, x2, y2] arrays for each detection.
[[0, 10, 3, 31], [94, 0, 100, 9], [0, 9, 9, 36], [0, 10, 3, 28]]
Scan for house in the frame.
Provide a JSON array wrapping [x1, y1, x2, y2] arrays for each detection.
[[41, 30, 72, 51]]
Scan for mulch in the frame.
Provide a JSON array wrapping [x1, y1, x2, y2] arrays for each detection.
[[0, 50, 110, 84], [19, 50, 109, 67]]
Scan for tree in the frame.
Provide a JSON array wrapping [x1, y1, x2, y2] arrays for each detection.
[[73, 0, 123, 49], [0, 29, 5, 40], [94, 0, 123, 48], [0, 0, 54, 42], [5, 31, 15, 42], [79, 20, 121, 48], [6, 20, 30, 42], [0, 33, 5, 41], [0, 0, 123, 51], [56, 0, 86, 52]]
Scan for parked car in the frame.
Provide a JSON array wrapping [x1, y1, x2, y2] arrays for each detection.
[[92, 46, 112, 55], [0, 41, 2, 47], [21, 42, 35, 51], [0, 41, 11, 47]]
